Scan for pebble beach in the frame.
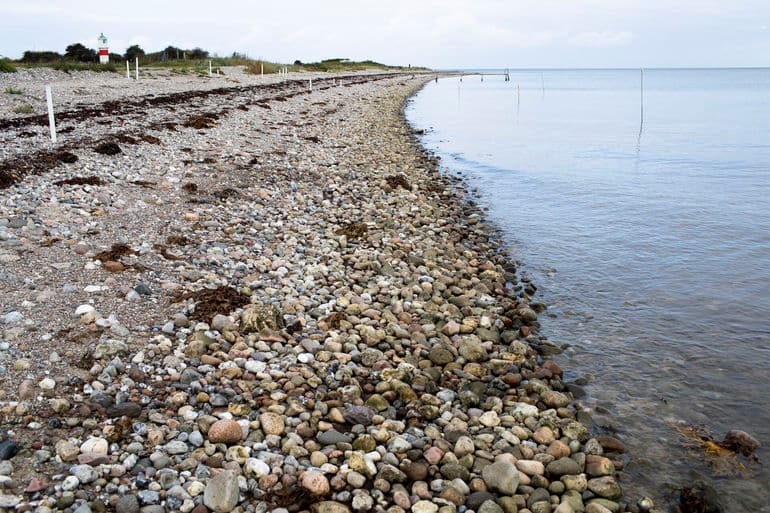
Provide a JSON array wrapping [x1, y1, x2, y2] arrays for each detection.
[[0, 68, 637, 513]]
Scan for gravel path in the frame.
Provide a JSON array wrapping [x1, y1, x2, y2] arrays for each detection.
[[0, 69, 638, 513]]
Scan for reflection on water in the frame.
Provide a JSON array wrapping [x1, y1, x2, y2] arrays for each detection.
[[407, 68, 770, 512]]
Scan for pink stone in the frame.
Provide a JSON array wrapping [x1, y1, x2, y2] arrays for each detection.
[[25, 478, 48, 493], [423, 446, 444, 465]]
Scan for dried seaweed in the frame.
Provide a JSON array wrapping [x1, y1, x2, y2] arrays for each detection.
[[386, 174, 411, 190], [184, 114, 217, 130], [53, 176, 105, 186], [335, 221, 368, 241], [94, 243, 137, 263], [130, 180, 156, 188], [94, 142, 122, 155], [170, 286, 249, 322], [166, 235, 191, 246], [154, 244, 183, 261]]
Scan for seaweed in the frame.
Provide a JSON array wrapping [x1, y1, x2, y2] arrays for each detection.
[[154, 244, 183, 261], [94, 142, 122, 155], [166, 234, 191, 246], [53, 176, 105, 186], [170, 286, 250, 323], [94, 243, 137, 263], [386, 174, 411, 190], [130, 180, 156, 188], [57, 152, 79, 163], [335, 221, 368, 241], [114, 134, 139, 145], [674, 422, 759, 476], [184, 114, 217, 130]]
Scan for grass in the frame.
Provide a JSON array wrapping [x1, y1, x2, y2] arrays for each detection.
[[0, 59, 16, 73], [143, 56, 263, 75], [13, 104, 34, 114], [17, 62, 117, 73], [5, 87, 23, 95], [293, 58, 427, 73], [244, 60, 284, 75]]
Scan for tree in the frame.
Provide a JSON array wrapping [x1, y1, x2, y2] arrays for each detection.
[[188, 47, 209, 60], [162, 46, 183, 61], [64, 43, 97, 62], [21, 51, 62, 63], [124, 45, 145, 62]]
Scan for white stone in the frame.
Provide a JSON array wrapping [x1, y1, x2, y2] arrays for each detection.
[[75, 304, 96, 316], [412, 500, 439, 513], [80, 437, 109, 455], [243, 458, 270, 478], [39, 378, 56, 390], [512, 402, 540, 418]]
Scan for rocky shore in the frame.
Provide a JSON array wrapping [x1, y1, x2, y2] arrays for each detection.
[[1, 69, 641, 513]]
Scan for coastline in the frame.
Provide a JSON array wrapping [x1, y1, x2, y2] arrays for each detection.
[[0, 70, 634, 513]]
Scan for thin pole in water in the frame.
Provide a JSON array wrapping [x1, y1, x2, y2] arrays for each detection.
[[637, 68, 645, 154], [45, 85, 56, 143]]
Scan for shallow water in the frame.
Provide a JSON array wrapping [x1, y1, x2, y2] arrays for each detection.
[[407, 69, 770, 511]]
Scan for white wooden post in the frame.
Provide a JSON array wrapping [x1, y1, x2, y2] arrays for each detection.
[[126, 61, 130, 79], [309, 78, 312, 92], [209, 60, 212, 77], [261, 63, 263, 77], [135, 57, 139, 80], [45, 85, 56, 143]]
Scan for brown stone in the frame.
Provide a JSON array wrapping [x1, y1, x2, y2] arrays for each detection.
[[547, 440, 571, 459], [102, 260, 125, 273], [595, 435, 626, 453], [533, 426, 556, 445], [207, 419, 243, 444]]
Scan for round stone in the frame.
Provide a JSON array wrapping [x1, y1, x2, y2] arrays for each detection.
[[208, 419, 244, 444], [80, 437, 108, 455], [39, 378, 56, 390], [481, 461, 520, 495], [301, 470, 330, 495], [412, 500, 439, 513], [259, 412, 285, 435]]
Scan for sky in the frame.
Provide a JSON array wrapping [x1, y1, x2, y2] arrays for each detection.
[[1, 0, 768, 68]]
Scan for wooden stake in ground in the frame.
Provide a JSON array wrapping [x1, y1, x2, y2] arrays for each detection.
[[45, 85, 57, 143]]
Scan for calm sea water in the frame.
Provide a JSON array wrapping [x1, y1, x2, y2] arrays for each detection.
[[406, 69, 770, 511]]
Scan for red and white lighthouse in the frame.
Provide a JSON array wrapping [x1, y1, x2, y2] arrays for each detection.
[[98, 33, 109, 64]]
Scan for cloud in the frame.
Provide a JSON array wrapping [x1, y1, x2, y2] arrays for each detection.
[[568, 30, 634, 48]]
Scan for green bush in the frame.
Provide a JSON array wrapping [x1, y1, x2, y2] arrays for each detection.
[[4, 87, 23, 94], [13, 104, 33, 114], [20, 51, 62, 63], [245, 60, 283, 75], [48, 62, 117, 73], [0, 59, 16, 73]]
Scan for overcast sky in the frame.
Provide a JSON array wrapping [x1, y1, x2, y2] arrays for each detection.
[[1, 0, 768, 68]]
